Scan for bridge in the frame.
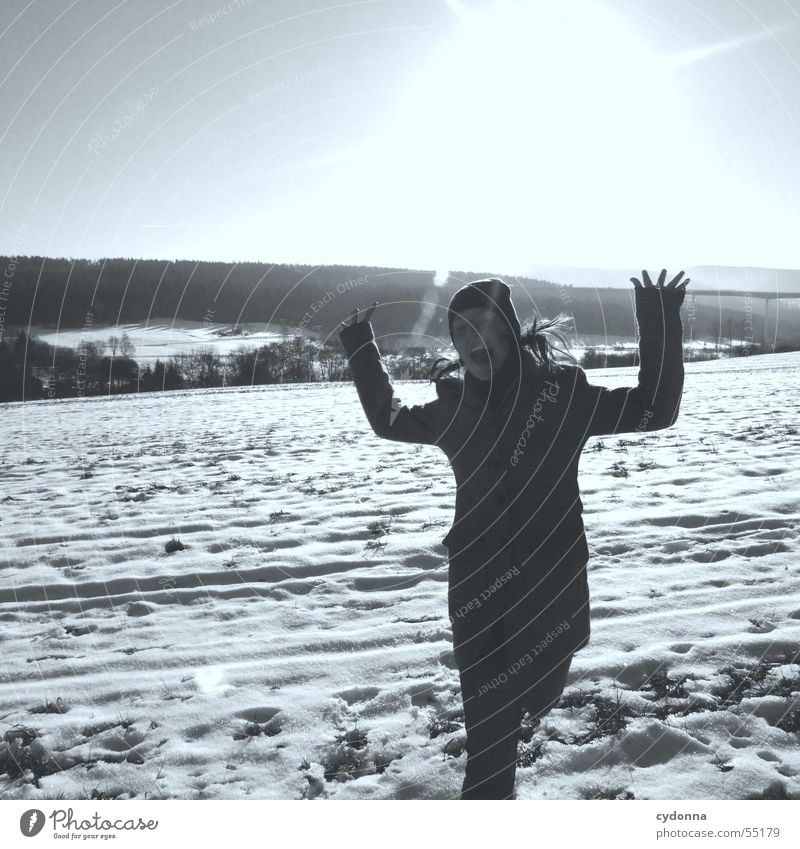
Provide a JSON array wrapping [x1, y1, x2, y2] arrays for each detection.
[[685, 289, 800, 349], [567, 287, 800, 350]]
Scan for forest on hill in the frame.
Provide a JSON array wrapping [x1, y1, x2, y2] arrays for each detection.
[[3, 255, 797, 347]]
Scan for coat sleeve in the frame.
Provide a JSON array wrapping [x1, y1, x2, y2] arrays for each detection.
[[575, 284, 686, 437], [339, 320, 445, 445]]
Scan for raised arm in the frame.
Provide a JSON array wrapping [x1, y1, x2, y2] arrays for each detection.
[[339, 302, 445, 445], [576, 269, 689, 437]]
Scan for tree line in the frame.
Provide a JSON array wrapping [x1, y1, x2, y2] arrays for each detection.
[[0, 330, 442, 402], [4, 323, 787, 404]]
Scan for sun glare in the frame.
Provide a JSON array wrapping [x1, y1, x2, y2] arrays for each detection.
[[364, 0, 696, 270], [250, 0, 793, 272]]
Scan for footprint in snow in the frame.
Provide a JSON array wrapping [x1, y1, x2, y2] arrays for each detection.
[[127, 601, 155, 617], [334, 686, 380, 705], [235, 706, 282, 723]]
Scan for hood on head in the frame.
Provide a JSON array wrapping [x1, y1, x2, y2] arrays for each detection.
[[447, 277, 522, 344]]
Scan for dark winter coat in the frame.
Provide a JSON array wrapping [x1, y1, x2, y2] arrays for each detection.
[[339, 285, 686, 668]]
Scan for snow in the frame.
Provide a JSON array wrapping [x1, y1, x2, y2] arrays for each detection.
[[1, 353, 799, 800], [28, 320, 288, 362]]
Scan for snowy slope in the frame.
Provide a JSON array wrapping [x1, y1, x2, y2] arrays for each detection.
[[28, 320, 287, 362], [1, 354, 799, 800]]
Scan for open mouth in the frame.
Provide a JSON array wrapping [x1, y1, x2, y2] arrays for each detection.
[[469, 346, 492, 366]]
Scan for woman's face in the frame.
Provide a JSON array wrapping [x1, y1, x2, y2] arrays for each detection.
[[451, 307, 513, 382]]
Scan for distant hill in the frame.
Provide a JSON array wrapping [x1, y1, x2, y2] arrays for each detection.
[[2, 256, 799, 347], [523, 263, 800, 293]]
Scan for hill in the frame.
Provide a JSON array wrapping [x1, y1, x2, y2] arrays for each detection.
[[2, 256, 799, 348]]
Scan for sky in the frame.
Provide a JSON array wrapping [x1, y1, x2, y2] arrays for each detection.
[[1, 0, 800, 276]]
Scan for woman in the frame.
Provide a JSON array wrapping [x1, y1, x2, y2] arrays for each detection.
[[339, 270, 689, 799]]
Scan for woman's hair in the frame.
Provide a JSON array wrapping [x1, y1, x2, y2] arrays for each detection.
[[429, 311, 577, 383]]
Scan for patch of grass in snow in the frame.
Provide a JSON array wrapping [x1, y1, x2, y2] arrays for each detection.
[[367, 516, 393, 536], [559, 687, 600, 710], [0, 725, 57, 788], [421, 516, 447, 531], [2, 716, 153, 794], [335, 726, 368, 750], [640, 669, 689, 700], [82, 785, 118, 800], [714, 660, 778, 707], [569, 662, 800, 728], [527, 687, 647, 747], [516, 741, 545, 767], [81, 719, 121, 738], [320, 724, 402, 783], [577, 690, 637, 743], [516, 716, 573, 765], [427, 716, 462, 739], [578, 784, 636, 800], [696, 659, 800, 732], [636, 668, 712, 719], [159, 679, 193, 701], [765, 668, 800, 699], [321, 742, 373, 782], [164, 536, 185, 554], [710, 752, 734, 772], [232, 717, 282, 741], [744, 780, 800, 800], [646, 699, 710, 720], [29, 696, 69, 714], [117, 482, 170, 502]]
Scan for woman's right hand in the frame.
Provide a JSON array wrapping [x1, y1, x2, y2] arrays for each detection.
[[340, 301, 379, 328], [630, 269, 690, 291]]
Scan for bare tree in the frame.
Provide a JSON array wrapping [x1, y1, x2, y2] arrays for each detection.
[[317, 339, 347, 381], [120, 332, 135, 358]]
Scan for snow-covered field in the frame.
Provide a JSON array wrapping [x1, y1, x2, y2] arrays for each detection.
[[29, 320, 288, 362], [1, 353, 799, 801], [29, 319, 727, 364]]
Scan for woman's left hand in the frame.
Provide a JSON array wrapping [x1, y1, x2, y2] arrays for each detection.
[[630, 269, 690, 290], [340, 301, 379, 328]]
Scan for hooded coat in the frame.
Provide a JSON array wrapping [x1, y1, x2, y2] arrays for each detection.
[[339, 284, 686, 670]]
